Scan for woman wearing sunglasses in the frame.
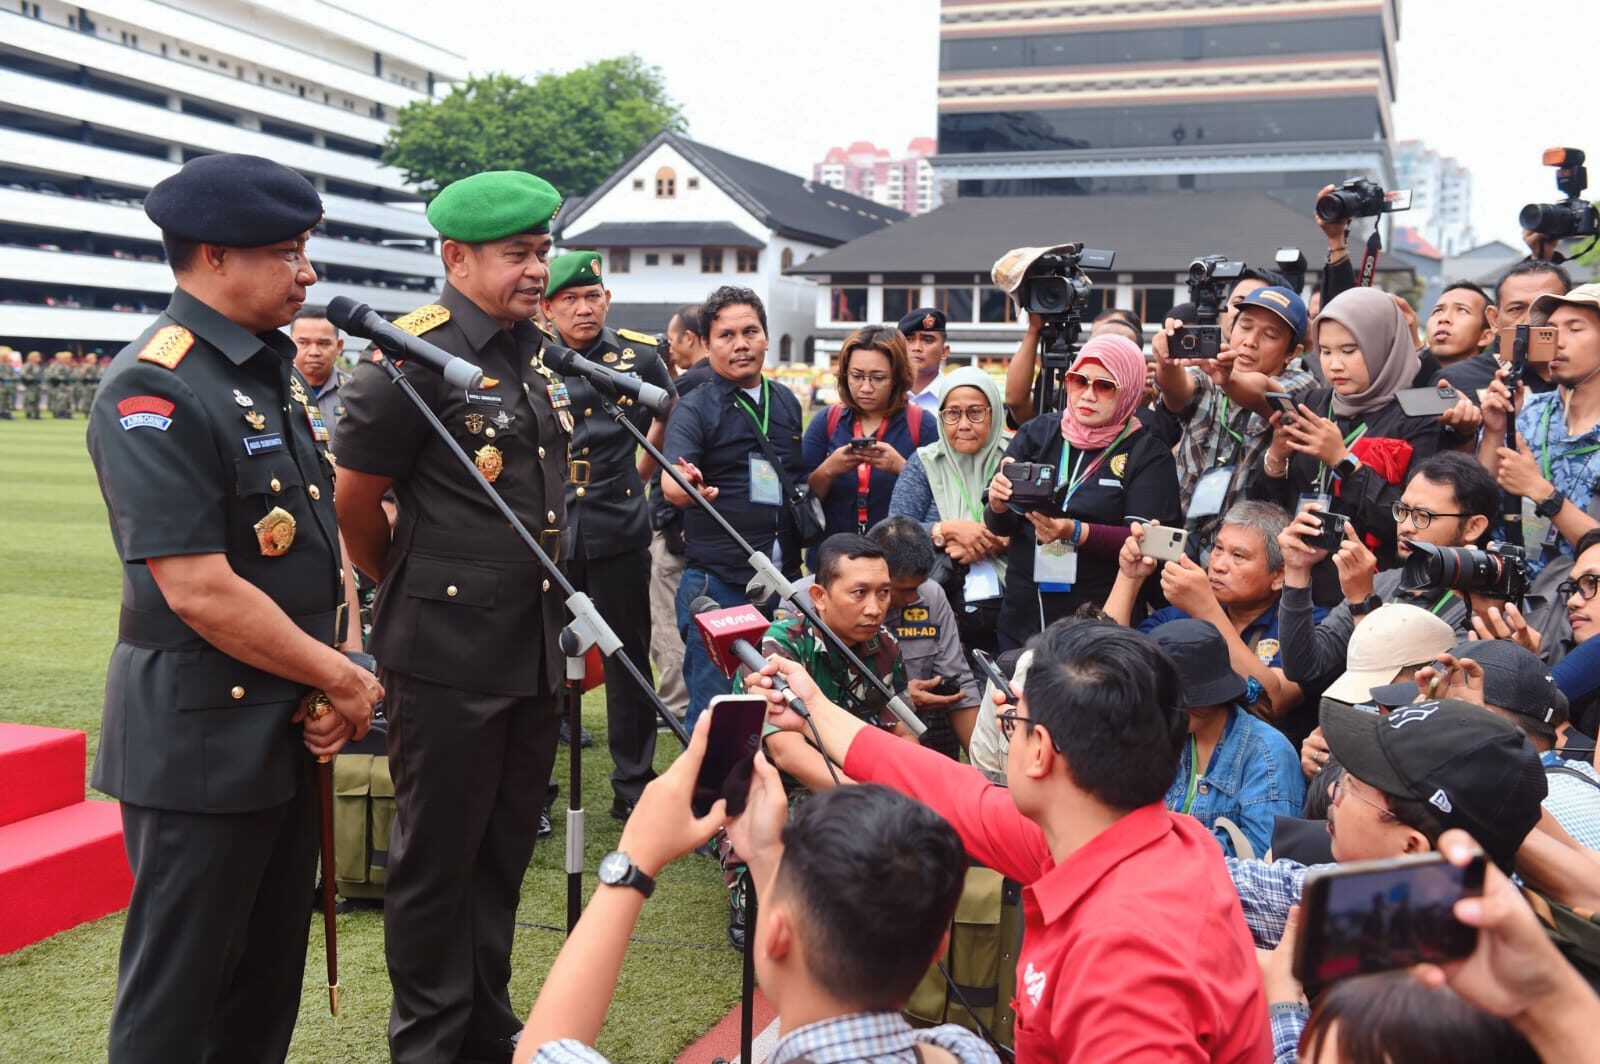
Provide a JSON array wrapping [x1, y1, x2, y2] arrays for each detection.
[[985, 334, 1181, 649], [802, 326, 938, 564]]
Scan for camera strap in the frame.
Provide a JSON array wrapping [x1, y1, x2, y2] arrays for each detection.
[[1356, 227, 1382, 288]]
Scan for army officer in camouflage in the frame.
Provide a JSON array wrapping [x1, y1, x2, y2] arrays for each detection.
[[87, 152, 380, 1064], [541, 250, 675, 819], [333, 170, 570, 1064]]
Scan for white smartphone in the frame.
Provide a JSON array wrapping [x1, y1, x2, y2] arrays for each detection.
[[1139, 525, 1188, 563]]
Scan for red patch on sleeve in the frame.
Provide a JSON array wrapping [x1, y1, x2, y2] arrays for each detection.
[[117, 395, 176, 418]]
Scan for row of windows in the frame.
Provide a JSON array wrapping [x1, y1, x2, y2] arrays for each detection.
[[940, 17, 1385, 72], [829, 285, 1175, 326], [938, 98, 1384, 155], [606, 247, 760, 275], [631, 168, 701, 198]]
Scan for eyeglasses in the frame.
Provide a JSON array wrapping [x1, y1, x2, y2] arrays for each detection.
[[1064, 372, 1120, 398], [1391, 502, 1469, 530], [1332, 774, 1398, 823], [995, 709, 1031, 740], [941, 405, 991, 426], [1560, 574, 1600, 602], [847, 371, 892, 388]]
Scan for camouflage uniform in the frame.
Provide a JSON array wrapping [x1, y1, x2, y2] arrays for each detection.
[[21, 353, 42, 418], [0, 349, 15, 419], [46, 353, 74, 418]]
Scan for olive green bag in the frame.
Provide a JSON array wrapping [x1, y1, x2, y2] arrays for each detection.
[[904, 866, 1021, 1052], [332, 751, 396, 900]]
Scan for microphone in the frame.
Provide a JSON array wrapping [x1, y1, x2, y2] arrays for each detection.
[[690, 596, 809, 718], [542, 342, 671, 416], [326, 296, 485, 390]]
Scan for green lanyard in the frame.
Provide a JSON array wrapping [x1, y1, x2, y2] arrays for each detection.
[[949, 459, 996, 522], [1538, 400, 1600, 481], [1315, 400, 1369, 492], [733, 378, 771, 437], [1430, 590, 1456, 616], [1057, 421, 1135, 506], [1179, 734, 1201, 814], [1215, 395, 1246, 449]]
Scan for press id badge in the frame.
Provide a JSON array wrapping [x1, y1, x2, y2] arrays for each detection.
[[1035, 540, 1078, 592], [1189, 465, 1234, 518], [1297, 492, 1333, 516], [1521, 496, 1556, 551], [749, 454, 782, 506], [964, 558, 1002, 602]]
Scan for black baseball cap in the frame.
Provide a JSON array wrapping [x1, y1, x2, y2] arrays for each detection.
[[1321, 698, 1546, 870], [1451, 640, 1569, 728], [1150, 619, 1248, 708]]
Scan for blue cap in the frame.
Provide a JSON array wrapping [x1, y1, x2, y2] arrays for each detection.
[[1235, 285, 1309, 345]]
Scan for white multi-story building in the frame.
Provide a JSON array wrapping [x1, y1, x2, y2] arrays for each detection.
[[0, 0, 464, 351], [1395, 139, 1475, 256]]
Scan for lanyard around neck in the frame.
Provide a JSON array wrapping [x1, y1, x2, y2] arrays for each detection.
[[734, 378, 771, 437], [1180, 734, 1201, 814], [1057, 420, 1135, 506], [1538, 399, 1600, 481]]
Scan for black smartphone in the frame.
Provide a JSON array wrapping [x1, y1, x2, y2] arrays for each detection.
[[1293, 851, 1486, 986], [1171, 323, 1222, 359], [850, 436, 877, 452], [1307, 511, 1349, 553], [1265, 392, 1298, 422], [1395, 385, 1460, 417], [930, 675, 962, 697], [971, 649, 1016, 706], [692, 696, 768, 817]]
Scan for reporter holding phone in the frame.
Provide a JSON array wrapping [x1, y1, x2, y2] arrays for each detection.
[[802, 326, 937, 563], [985, 334, 1181, 649]]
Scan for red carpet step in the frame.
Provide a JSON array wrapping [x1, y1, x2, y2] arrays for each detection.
[[0, 723, 131, 954]]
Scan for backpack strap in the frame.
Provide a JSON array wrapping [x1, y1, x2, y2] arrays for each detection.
[[909, 407, 924, 446], [1214, 816, 1257, 862], [826, 402, 846, 440]]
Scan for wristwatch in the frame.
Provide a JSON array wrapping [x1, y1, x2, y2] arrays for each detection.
[[1349, 593, 1384, 616], [931, 522, 946, 548], [1333, 454, 1362, 480], [598, 851, 655, 897], [1535, 487, 1567, 519]]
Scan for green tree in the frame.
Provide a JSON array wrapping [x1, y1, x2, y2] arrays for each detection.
[[382, 57, 685, 201]]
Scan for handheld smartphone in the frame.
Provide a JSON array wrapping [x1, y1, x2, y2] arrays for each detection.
[[1171, 323, 1222, 360], [1139, 525, 1189, 563], [930, 675, 962, 697], [850, 436, 877, 452], [1501, 323, 1558, 369], [691, 695, 769, 818], [971, 649, 1016, 707], [1265, 392, 1299, 422], [1307, 511, 1349, 553], [1293, 851, 1485, 986], [1395, 384, 1461, 417]]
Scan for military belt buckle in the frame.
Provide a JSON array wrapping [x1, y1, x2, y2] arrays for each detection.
[[540, 528, 562, 564], [571, 459, 591, 485]]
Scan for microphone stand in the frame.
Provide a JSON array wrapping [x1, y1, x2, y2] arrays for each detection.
[[368, 353, 689, 934]]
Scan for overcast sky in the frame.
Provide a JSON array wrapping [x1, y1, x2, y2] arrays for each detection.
[[363, 0, 1592, 246]]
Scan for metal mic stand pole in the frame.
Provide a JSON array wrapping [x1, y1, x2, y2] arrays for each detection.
[[593, 392, 924, 737], [369, 355, 689, 934]]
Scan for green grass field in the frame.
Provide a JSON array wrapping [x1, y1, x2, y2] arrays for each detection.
[[0, 418, 743, 1062]]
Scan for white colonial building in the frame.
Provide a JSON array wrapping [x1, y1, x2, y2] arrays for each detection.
[[555, 131, 904, 363], [0, 0, 463, 351]]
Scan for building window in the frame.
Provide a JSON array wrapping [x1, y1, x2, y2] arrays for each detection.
[[1130, 286, 1178, 326], [632, 178, 645, 191], [735, 249, 759, 273], [671, 253, 686, 266], [780, 247, 795, 271], [701, 248, 724, 273], [978, 289, 1018, 324], [779, 335, 793, 361], [610, 248, 631, 274], [830, 288, 869, 323], [934, 286, 974, 324], [656, 167, 676, 198], [882, 287, 920, 323], [687, 176, 700, 190], [644, 253, 660, 267]]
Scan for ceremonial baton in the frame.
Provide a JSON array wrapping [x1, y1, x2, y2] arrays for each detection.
[[307, 694, 340, 1015]]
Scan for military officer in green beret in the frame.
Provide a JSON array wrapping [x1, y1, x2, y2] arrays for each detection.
[[88, 151, 380, 1064], [332, 170, 570, 1064], [541, 251, 675, 819]]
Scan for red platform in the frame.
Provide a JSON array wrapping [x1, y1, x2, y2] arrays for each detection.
[[0, 723, 131, 954]]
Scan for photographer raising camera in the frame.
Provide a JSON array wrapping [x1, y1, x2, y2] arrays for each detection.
[[986, 334, 1180, 648]]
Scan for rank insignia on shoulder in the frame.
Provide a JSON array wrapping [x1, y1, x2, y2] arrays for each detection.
[[393, 304, 450, 337], [116, 394, 174, 431], [616, 328, 658, 346], [136, 326, 194, 370], [602, 351, 619, 364]]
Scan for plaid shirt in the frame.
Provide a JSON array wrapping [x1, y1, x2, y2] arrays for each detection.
[[1517, 390, 1600, 575], [1541, 751, 1600, 851], [1225, 855, 1319, 948], [1173, 364, 1319, 521], [528, 1014, 998, 1064]]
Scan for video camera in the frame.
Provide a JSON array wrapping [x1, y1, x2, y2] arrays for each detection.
[[1171, 255, 1244, 359], [1400, 541, 1529, 604], [1520, 147, 1598, 241], [1016, 243, 1117, 417], [1316, 178, 1413, 225]]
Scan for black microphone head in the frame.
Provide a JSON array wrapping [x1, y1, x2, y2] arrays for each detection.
[[690, 595, 722, 616], [542, 342, 581, 373], [325, 296, 371, 335]]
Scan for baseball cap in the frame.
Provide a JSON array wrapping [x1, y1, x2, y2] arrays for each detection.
[[1451, 640, 1569, 727], [1323, 603, 1458, 706], [1150, 618, 1248, 708], [1321, 697, 1546, 870], [1235, 285, 1310, 345], [1530, 282, 1600, 324]]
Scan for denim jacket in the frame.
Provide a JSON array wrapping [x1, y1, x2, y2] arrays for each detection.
[[1165, 707, 1307, 858]]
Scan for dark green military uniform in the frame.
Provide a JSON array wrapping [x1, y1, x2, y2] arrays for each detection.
[[0, 348, 15, 418], [545, 251, 675, 813], [73, 354, 94, 413], [46, 353, 74, 417], [332, 169, 569, 1064], [22, 352, 42, 418]]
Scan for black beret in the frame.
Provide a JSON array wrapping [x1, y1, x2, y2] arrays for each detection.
[[898, 307, 947, 336], [144, 153, 323, 247]]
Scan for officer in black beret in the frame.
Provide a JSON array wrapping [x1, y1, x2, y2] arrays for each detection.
[[898, 307, 950, 413], [332, 170, 569, 1064], [87, 152, 381, 1064], [541, 250, 676, 820]]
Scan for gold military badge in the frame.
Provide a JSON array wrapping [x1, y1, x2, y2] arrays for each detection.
[[253, 506, 297, 557], [1110, 454, 1129, 478], [475, 444, 504, 483], [465, 412, 484, 435], [244, 409, 266, 430]]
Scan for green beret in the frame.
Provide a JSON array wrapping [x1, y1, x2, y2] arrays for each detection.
[[426, 171, 562, 242], [546, 251, 605, 297]]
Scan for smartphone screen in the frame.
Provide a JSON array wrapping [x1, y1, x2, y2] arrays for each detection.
[[692, 696, 769, 817], [1294, 852, 1485, 986]]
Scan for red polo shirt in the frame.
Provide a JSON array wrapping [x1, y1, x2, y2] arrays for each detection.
[[843, 727, 1271, 1063]]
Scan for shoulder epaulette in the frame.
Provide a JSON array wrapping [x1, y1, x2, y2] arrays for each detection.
[[136, 325, 195, 370], [617, 327, 660, 346], [393, 304, 450, 337]]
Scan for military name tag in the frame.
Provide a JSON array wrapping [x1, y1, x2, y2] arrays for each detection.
[[243, 433, 286, 455], [466, 390, 504, 407], [254, 506, 296, 557]]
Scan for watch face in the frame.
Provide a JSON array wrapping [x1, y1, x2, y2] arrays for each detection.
[[599, 851, 630, 885]]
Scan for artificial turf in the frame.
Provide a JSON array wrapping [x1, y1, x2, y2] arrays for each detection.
[[0, 417, 743, 1062]]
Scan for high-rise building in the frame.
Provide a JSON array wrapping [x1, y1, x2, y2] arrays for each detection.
[[0, 0, 464, 351], [933, 0, 1400, 203], [814, 138, 941, 215], [1394, 139, 1474, 256]]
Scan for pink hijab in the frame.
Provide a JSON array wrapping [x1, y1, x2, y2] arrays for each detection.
[[1061, 334, 1146, 450]]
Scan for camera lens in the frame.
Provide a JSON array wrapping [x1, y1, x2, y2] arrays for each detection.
[[1316, 190, 1354, 223], [1179, 333, 1196, 352]]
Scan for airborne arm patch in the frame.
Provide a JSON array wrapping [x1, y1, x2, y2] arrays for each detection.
[[616, 328, 660, 346], [136, 325, 195, 370], [393, 304, 450, 337]]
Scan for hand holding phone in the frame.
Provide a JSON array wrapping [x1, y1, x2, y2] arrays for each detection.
[[972, 649, 1017, 707], [691, 696, 769, 818], [1139, 525, 1188, 563], [850, 436, 878, 453], [1265, 392, 1298, 422]]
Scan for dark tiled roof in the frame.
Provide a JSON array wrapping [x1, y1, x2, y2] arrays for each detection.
[[562, 221, 764, 249], [788, 191, 1413, 277]]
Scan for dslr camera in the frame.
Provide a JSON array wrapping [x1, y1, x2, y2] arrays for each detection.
[[1002, 461, 1059, 514], [1316, 177, 1413, 224], [1400, 541, 1530, 604], [1172, 255, 1245, 359], [1018, 244, 1116, 321], [1520, 147, 1598, 241]]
